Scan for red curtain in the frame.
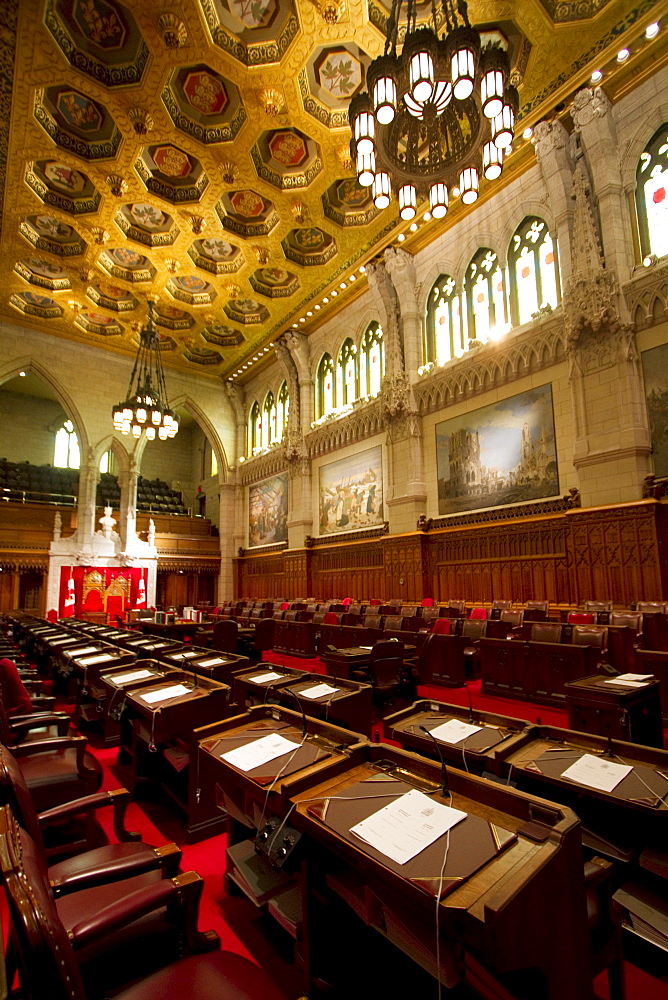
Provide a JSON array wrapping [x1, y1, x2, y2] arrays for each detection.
[[58, 567, 145, 617]]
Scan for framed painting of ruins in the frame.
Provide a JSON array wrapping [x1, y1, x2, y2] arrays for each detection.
[[318, 446, 383, 534], [248, 473, 288, 547], [435, 384, 559, 515], [641, 343, 668, 478]]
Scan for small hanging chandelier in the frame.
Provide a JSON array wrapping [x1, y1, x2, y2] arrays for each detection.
[[112, 300, 179, 441], [349, 0, 517, 219]]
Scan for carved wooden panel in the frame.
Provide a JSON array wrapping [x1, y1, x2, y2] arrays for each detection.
[[311, 542, 384, 600]]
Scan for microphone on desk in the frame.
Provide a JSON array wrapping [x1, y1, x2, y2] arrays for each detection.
[[283, 686, 308, 739], [419, 725, 449, 797], [180, 650, 197, 690], [465, 682, 475, 724]]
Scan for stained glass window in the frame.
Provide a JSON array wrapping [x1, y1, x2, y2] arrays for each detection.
[[54, 420, 79, 469], [425, 274, 464, 364], [248, 401, 261, 455], [263, 392, 275, 448], [360, 323, 384, 396], [464, 249, 506, 344], [317, 354, 335, 418], [508, 217, 560, 326], [337, 339, 358, 405], [636, 124, 668, 260], [276, 381, 289, 440]]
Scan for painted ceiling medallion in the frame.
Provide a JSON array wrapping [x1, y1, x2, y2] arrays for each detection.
[[216, 189, 279, 238], [223, 296, 269, 324], [114, 203, 180, 247], [86, 280, 138, 311], [251, 128, 322, 189], [75, 309, 123, 335], [183, 344, 223, 365], [199, 0, 298, 66], [35, 85, 121, 160], [322, 177, 380, 227], [300, 43, 370, 129], [201, 321, 245, 346], [249, 266, 299, 298], [98, 247, 156, 282], [134, 144, 209, 203], [45, 0, 149, 86], [153, 302, 195, 330], [188, 236, 244, 274], [281, 226, 336, 266], [19, 215, 87, 256], [24, 160, 101, 215], [10, 290, 63, 319], [167, 274, 217, 305], [162, 63, 246, 145], [535, 0, 614, 22], [14, 257, 71, 291]]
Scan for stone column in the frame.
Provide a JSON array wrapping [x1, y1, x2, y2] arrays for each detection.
[[75, 457, 100, 551], [384, 246, 421, 377], [117, 466, 139, 549], [532, 119, 575, 282], [224, 381, 246, 463], [217, 482, 237, 600]]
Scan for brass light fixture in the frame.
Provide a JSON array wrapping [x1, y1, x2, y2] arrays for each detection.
[[112, 301, 179, 441], [349, 0, 516, 220]]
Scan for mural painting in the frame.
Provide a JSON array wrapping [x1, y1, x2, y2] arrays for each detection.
[[248, 473, 288, 547], [435, 384, 559, 514], [642, 343, 668, 477], [319, 446, 383, 534]]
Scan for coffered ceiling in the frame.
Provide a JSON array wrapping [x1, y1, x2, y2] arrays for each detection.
[[1, 0, 667, 384]]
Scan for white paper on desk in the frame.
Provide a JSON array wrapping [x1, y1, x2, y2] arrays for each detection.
[[141, 683, 191, 705], [68, 646, 97, 657], [351, 789, 467, 865], [603, 678, 647, 688], [77, 654, 113, 666], [561, 753, 632, 792], [300, 683, 339, 699], [249, 671, 283, 684], [172, 650, 198, 660], [220, 733, 300, 772], [359, 646, 373, 650], [616, 673, 654, 681], [111, 669, 155, 685], [430, 719, 483, 745], [197, 657, 225, 667]]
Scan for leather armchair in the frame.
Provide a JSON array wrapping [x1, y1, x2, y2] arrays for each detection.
[[6, 730, 102, 813]]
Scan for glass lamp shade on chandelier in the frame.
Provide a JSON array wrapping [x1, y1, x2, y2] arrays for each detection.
[[349, 0, 517, 219], [112, 300, 179, 441]]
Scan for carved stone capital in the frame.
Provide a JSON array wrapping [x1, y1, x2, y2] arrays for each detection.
[[224, 380, 244, 421], [571, 86, 611, 131], [532, 118, 568, 160], [380, 371, 413, 422]]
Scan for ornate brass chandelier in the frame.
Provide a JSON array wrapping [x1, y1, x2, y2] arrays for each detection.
[[112, 300, 179, 441], [349, 0, 517, 219]]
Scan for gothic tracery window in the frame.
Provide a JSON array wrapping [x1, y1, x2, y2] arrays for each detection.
[[636, 124, 668, 260], [508, 217, 560, 326], [359, 322, 384, 396], [337, 338, 358, 405], [316, 353, 335, 418], [276, 381, 289, 440], [425, 274, 464, 364], [248, 401, 261, 455], [464, 249, 507, 344], [263, 392, 274, 448], [54, 419, 80, 469]]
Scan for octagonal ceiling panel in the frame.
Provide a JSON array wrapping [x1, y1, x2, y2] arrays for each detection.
[[20, 215, 86, 256], [44, 0, 149, 86], [10, 291, 63, 319], [167, 274, 217, 305], [114, 203, 180, 247], [132, 328, 177, 350], [251, 128, 322, 190], [300, 43, 370, 129], [34, 85, 121, 160], [536, 0, 614, 22], [162, 63, 246, 145], [99, 247, 156, 282], [249, 266, 299, 298], [75, 309, 123, 335], [199, 0, 298, 66], [86, 280, 138, 311], [201, 322, 245, 346], [24, 160, 101, 215], [216, 189, 278, 239], [322, 177, 380, 227], [224, 296, 269, 324], [134, 144, 209, 204], [282, 227, 336, 267], [188, 235, 244, 274], [183, 343, 223, 365], [14, 257, 71, 291], [153, 302, 195, 330]]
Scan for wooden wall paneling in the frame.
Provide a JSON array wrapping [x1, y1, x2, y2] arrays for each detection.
[[284, 551, 308, 599], [383, 537, 423, 602], [0, 570, 17, 612], [311, 541, 384, 601], [237, 553, 286, 599]]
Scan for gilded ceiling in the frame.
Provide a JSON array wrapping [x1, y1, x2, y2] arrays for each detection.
[[1, 0, 667, 383]]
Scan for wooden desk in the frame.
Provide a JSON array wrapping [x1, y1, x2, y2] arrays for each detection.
[[565, 674, 663, 748], [634, 648, 668, 727], [418, 633, 472, 688], [290, 742, 591, 1000], [134, 619, 205, 641], [322, 643, 416, 681], [273, 620, 317, 658], [68, 645, 137, 744], [232, 664, 309, 708], [278, 673, 373, 737], [494, 725, 668, 861], [157, 645, 250, 684], [384, 699, 530, 776], [481, 639, 600, 707]]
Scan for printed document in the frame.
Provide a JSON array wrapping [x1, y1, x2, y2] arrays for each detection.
[[111, 669, 155, 685], [221, 733, 300, 772], [141, 684, 191, 705], [561, 753, 632, 792], [300, 683, 339, 699], [350, 788, 467, 865], [430, 719, 482, 744], [248, 671, 283, 684]]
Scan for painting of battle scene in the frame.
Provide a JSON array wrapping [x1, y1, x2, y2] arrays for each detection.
[[319, 447, 383, 534], [248, 474, 288, 547], [436, 385, 559, 515], [642, 343, 668, 478]]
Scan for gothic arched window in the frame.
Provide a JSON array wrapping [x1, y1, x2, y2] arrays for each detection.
[[248, 401, 261, 455], [425, 274, 463, 364], [508, 217, 560, 326], [636, 124, 668, 260], [276, 381, 289, 441], [360, 323, 384, 396], [337, 339, 358, 406], [464, 249, 507, 344], [316, 354, 335, 418], [54, 419, 80, 469], [263, 392, 275, 448]]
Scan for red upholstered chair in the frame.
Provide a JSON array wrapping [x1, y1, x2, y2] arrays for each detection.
[[47, 609, 59, 622], [420, 597, 434, 607], [342, 597, 352, 606], [568, 612, 595, 624], [431, 618, 452, 635], [469, 607, 488, 620], [84, 590, 104, 612], [323, 612, 340, 625], [279, 602, 290, 611], [211, 620, 239, 654], [369, 598, 381, 605], [0, 805, 290, 1000]]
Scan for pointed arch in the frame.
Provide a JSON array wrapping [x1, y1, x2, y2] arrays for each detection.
[[135, 394, 230, 484], [92, 435, 131, 479]]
